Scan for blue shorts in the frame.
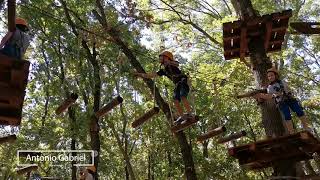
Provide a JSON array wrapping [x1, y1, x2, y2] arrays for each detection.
[[278, 99, 305, 121], [173, 81, 189, 102], [0, 44, 21, 59]]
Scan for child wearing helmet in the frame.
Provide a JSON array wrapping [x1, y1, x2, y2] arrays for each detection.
[[255, 67, 311, 134], [134, 51, 193, 124], [0, 17, 30, 60]]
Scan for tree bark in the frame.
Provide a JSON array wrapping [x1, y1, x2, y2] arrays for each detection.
[[60, 1, 102, 179], [93, 1, 198, 179], [232, 0, 298, 177]]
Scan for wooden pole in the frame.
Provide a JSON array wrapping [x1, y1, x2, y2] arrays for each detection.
[[131, 107, 160, 128], [0, 134, 16, 143], [197, 126, 226, 143], [16, 165, 38, 175], [95, 96, 123, 118], [8, 0, 16, 32], [55, 93, 78, 115], [217, 130, 246, 144]]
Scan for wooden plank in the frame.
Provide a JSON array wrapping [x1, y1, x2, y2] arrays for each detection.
[[218, 131, 246, 144], [240, 26, 247, 60], [197, 126, 226, 142], [229, 131, 320, 169], [0, 135, 16, 144], [95, 96, 123, 118], [132, 107, 160, 128], [17, 165, 38, 175], [291, 22, 320, 34], [171, 115, 199, 133]]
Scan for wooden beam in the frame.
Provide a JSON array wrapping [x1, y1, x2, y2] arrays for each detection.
[[8, 0, 16, 32], [131, 107, 160, 128], [55, 93, 78, 115], [240, 26, 247, 60], [0, 134, 16, 143], [290, 22, 320, 34], [16, 165, 38, 175], [95, 96, 123, 118], [218, 130, 246, 144], [171, 116, 199, 133], [197, 126, 226, 143]]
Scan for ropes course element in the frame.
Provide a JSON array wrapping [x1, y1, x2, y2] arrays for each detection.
[[197, 126, 226, 143], [95, 96, 123, 118], [0, 134, 16, 144], [55, 93, 78, 115], [217, 130, 246, 144], [16, 165, 38, 175], [131, 107, 160, 128]]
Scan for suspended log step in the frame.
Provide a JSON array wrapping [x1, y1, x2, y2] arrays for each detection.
[[223, 9, 292, 60], [16, 165, 38, 175], [132, 107, 160, 128], [290, 22, 320, 34], [197, 126, 226, 143], [228, 130, 320, 170], [55, 93, 78, 115], [218, 130, 246, 144], [95, 96, 123, 118], [171, 115, 199, 133], [0, 134, 16, 144]]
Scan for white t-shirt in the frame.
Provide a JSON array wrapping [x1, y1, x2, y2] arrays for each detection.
[[267, 80, 291, 103], [85, 173, 94, 180]]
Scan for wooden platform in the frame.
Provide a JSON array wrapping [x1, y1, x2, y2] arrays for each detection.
[[228, 131, 320, 170], [223, 9, 292, 60], [0, 53, 29, 126], [171, 115, 199, 133]]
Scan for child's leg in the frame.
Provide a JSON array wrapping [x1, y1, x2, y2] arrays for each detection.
[[289, 100, 310, 130], [180, 82, 191, 114], [173, 85, 183, 116], [181, 97, 191, 114], [284, 120, 295, 134], [279, 102, 294, 134], [174, 99, 183, 116]]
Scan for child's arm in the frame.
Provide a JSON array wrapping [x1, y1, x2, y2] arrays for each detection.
[[0, 32, 13, 48], [134, 72, 158, 79]]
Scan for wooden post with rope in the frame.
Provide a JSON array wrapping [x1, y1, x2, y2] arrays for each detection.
[[55, 93, 78, 115], [132, 107, 160, 128], [95, 96, 123, 118]]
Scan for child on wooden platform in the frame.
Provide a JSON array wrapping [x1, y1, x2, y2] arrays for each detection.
[[134, 51, 193, 125], [255, 67, 311, 134]]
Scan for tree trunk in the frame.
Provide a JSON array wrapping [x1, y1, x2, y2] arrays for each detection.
[[93, 2, 198, 179], [202, 141, 209, 158], [68, 107, 77, 180], [233, 0, 297, 176]]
